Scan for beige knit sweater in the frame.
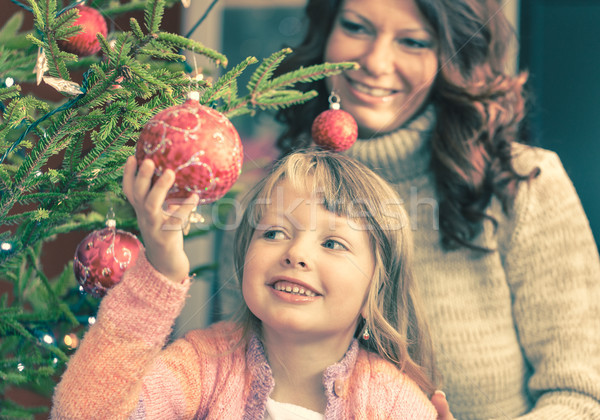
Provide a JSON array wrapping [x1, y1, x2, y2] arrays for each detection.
[[343, 107, 600, 419], [217, 106, 600, 419]]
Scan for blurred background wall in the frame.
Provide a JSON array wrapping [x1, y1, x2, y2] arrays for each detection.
[[2, 0, 596, 338], [519, 0, 600, 246], [176, 0, 600, 335]]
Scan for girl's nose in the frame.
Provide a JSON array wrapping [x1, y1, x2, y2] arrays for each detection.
[[284, 257, 307, 268], [282, 242, 309, 269], [360, 38, 394, 77]]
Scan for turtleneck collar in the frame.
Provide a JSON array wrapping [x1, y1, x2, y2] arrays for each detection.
[[343, 104, 436, 183]]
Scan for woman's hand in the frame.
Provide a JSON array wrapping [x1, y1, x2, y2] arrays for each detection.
[[431, 391, 455, 420], [122, 156, 199, 283]]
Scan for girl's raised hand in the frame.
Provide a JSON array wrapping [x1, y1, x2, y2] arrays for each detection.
[[122, 156, 199, 283]]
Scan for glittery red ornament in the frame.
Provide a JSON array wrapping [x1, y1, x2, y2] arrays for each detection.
[[311, 106, 358, 152], [58, 5, 108, 57], [136, 92, 243, 203], [73, 225, 142, 297]]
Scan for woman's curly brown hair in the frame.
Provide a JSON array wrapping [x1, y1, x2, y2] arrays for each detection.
[[275, 0, 539, 250]]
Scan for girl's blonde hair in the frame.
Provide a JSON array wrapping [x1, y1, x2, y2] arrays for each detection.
[[232, 149, 438, 394]]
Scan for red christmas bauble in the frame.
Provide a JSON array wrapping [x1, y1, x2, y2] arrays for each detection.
[[136, 93, 243, 203], [311, 108, 358, 152], [73, 227, 142, 297], [58, 5, 108, 57]]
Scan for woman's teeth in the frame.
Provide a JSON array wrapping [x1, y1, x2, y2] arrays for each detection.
[[274, 282, 317, 297], [352, 81, 396, 97]]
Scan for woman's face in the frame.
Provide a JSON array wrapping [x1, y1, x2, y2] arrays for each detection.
[[324, 0, 438, 138]]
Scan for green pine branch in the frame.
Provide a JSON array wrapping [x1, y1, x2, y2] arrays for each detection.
[[144, 0, 166, 34], [219, 49, 357, 117], [0, 1, 359, 415], [246, 47, 291, 95], [201, 56, 258, 104]]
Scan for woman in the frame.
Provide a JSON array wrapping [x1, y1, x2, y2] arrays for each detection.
[[265, 0, 600, 418]]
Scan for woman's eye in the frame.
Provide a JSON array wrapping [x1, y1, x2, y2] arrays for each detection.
[[322, 239, 347, 250], [398, 37, 433, 50], [264, 230, 285, 240], [340, 18, 367, 35]]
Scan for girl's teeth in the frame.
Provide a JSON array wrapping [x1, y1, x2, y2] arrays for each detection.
[[274, 282, 317, 297]]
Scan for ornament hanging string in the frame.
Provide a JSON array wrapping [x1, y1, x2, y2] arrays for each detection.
[[56, 0, 87, 17], [0, 69, 91, 166], [184, 0, 220, 39], [8, 0, 32, 12], [9, 0, 86, 16], [182, 0, 220, 73]]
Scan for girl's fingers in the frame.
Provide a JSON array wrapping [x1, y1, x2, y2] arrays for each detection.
[[131, 159, 157, 204], [122, 156, 137, 202], [144, 167, 176, 214], [163, 194, 200, 230], [123, 156, 197, 232], [164, 193, 200, 213]]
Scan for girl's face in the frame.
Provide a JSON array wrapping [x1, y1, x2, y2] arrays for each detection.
[[324, 0, 438, 138], [242, 180, 375, 345]]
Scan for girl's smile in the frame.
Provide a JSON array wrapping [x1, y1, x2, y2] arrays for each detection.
[[270, 277, 320, 296]]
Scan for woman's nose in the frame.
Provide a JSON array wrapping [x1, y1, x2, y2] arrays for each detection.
[[360, 38, 395, 77]]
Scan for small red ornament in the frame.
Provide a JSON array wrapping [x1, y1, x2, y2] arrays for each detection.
[[58, 5, 108, 57], [136, 92, 243, 203], [73, 217, 142, 297], [311, 91, 358, 152]]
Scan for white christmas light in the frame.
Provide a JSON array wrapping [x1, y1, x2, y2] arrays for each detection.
[[1, 242, 12, 251], [88, 316, 96, 325], [5, 77, 14, 87], [42, 334, 54, 344], [17, 362, 25, 372]]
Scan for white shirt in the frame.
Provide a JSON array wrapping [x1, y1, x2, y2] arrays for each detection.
[[264, 397, 324, 420]]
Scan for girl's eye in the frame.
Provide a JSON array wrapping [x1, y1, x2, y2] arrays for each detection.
[[264, 230, 285, 240], [322, 239, 347, 250]]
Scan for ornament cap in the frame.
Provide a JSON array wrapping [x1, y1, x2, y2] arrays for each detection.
[[105, 208, 116, 228], [187, 91, 200, 102], [328, 91, 341, 110]]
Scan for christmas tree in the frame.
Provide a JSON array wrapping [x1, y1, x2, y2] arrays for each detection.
[[0, 0, 354, 417]]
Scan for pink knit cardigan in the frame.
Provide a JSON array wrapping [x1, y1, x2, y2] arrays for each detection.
[[51, 255, 436, 419]]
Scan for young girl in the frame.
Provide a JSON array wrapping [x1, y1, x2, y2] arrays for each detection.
[[51, 149, 438, 419]]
